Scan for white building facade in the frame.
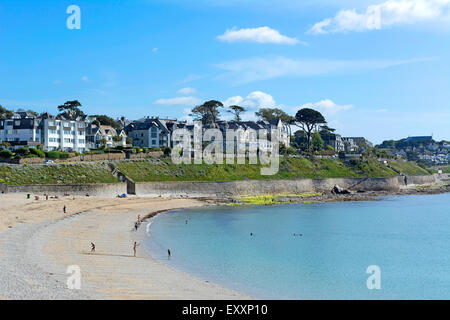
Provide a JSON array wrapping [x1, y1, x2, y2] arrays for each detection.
[[0, 112, 87, 153]]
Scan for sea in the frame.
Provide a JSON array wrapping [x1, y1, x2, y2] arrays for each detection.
[[144, 193, 450, 299]]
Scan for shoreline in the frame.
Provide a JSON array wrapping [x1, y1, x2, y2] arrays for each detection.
[[0, 195, 249, 300], [0, 181, 448, 300]]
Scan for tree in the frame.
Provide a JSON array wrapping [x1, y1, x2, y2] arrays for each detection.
[[255, 108, 293, 123], [190, 100, 223, 125], [255, 108, 295, 142], [57, 100, 84, 120], [0, 105, 14, 119], [90, 115, 122, 130], [311, 132, 324, 151], [294, 108, 326, 149], [227, 105, 246, 122], [319, 125, 336, 134], [292, 130, 308, 150]]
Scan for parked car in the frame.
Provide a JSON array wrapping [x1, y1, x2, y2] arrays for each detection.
[[43, 160, 55, 165]]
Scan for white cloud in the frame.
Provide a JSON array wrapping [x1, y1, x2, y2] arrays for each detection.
[[217, 26, 300, 45], [216, 56, 429, 84], [309, 0, 450, 34], [223, 91, 277, 108], [178, 87, 197, 95], [154, 96, 201, 106], [81, 76, 89, 82], [152, 48, 158, 52], [295, 99, 354, 116]]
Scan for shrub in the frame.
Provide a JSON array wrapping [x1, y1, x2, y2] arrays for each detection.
[[16, 147, 30, 156], [163, 147, 171, 156], [30, 148, 45, 158], [46, 151, 60, 159], [0, 150, 14, 158]]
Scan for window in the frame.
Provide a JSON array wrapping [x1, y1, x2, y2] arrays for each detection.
[[6, 121, 13, 126], [48, 121, 55, 126], [78, 139, 85, 144], [151, 133, 157, 138], [13, 130, 18, 134], [63, 122, 69, 127], [78, 131, 84, 136], [152, 140, 157, 145], [14, 121, 20, 126], [64, 130, 72, 135], [78, 123, 85, 128]]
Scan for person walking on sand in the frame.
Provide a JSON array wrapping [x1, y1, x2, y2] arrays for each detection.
[[91, 242, 96, 253], [138, 215, 141, 223], [135, 222, 139, 231], [168, 249, 171, 259], [134, 242, 140, 257], [63, 205, 66, 214]]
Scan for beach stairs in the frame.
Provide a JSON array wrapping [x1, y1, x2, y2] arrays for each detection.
[[107, 163, 136, 195], [347, 176, 369, 191]]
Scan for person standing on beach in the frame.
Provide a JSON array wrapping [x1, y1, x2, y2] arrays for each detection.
[[63, 205, 66, 214], [133, 242, 140, 257], [91, 242, 96, 253], [168, 249, 171, 259]]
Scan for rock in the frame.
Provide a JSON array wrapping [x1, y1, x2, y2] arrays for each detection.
[[332, 185, 351, 195]]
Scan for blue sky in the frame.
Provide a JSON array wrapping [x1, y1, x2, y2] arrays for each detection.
[[0, 0, 449, 143]]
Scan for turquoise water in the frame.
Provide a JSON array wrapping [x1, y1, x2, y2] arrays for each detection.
[[145, 193, 450, 299]]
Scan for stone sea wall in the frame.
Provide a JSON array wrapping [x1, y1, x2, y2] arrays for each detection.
[[4, 183, 126, 197], [133, 176, 403, 198], [2, 175, 439, 198]]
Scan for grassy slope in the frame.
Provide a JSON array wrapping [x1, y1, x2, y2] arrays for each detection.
[[0, 163, 119, 185], [0, 158, 430, 185], [389, 160, 431, 176], [115, 157, 403, 182]]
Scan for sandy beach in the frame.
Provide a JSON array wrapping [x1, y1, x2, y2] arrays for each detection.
[[0, 194, 249, 300]]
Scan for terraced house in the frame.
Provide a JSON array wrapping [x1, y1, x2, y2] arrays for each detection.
[[124, 117, 186, 148], [86, 121, 127, 149], [0, 112, 87, 153]]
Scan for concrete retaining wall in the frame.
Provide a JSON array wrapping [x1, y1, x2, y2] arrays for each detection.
[[5, 183, 127, 197], [3, 174, 438, 198], [397, 174, 437, 187], [133, 176, 402, 198]]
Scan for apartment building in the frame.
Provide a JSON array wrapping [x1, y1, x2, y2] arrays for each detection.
[[124, 117, 185, 148], [0, 112, 87, 153], [0, 112, 42, 149]]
